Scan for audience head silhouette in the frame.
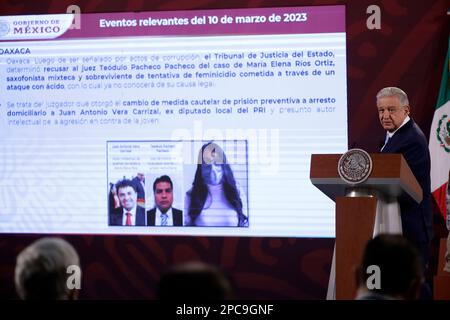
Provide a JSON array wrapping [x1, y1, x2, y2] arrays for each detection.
[[15, 237, 80, 300], [157, 261, 234, 300], [356, 234, 423, 300]]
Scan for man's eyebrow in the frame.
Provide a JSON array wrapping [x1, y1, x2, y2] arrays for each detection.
[[378, 106, 398, 109]]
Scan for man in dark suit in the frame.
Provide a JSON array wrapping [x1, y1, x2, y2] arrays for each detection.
[[110, 179, 146, 226], [147, 175, 183, 226], [377, 87, 433, 268]]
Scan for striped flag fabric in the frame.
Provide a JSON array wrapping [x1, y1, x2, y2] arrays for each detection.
[[429, 37, 450, 221]]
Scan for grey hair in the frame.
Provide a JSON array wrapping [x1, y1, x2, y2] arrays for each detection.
[[15, 237, 80, 300], [376, 87, 409, 106]]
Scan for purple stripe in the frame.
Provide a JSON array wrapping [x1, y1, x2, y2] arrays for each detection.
[[60, 6, 344, 40]]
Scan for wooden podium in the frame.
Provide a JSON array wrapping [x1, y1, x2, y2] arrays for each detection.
[[310, 153, 422, 300]]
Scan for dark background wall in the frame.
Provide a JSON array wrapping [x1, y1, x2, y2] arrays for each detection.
[[0, 0, 448, 299]]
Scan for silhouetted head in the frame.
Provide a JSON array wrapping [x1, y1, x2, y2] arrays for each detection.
[[157, 261, 234, 300], [356, 234, 423, 300], [15, 237, 80, 300]]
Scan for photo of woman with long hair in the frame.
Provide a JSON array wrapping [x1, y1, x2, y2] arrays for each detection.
[[184, 141, 248, 227]]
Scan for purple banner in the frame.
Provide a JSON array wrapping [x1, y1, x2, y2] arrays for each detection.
[[61, 6, 344, 39]]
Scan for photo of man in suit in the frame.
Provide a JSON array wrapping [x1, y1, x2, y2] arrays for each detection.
[[147, 175, 183, 226], [110, 179, 146, 226]]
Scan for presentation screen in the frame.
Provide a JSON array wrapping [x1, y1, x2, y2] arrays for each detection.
[[0, 5, 347, 237]]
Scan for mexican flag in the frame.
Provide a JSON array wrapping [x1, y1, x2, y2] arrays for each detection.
[[429, 37, 450, 221]]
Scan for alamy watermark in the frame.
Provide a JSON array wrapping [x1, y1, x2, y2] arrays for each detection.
[[67, 5, 81, 30], [365, 264, 381, 290], [170, 121, 280, 174], [66, 265, 81, 290], [366, 5, 381, 30]]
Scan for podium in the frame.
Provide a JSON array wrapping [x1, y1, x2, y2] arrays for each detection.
[[310, 153, 422, 300]]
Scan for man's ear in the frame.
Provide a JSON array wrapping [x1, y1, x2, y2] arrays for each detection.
[[404, 105, 411, 115]]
